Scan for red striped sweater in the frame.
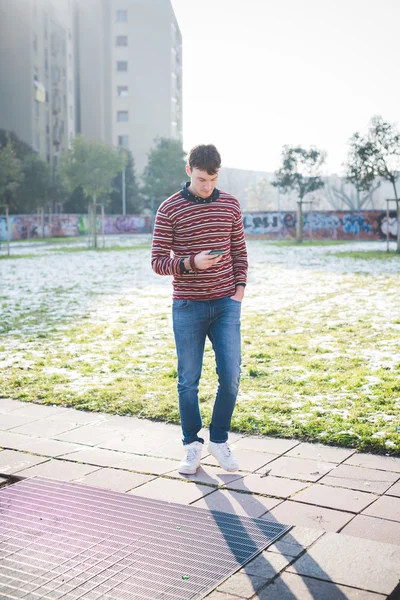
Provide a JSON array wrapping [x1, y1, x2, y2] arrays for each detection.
[[151, 187, 248, 300]]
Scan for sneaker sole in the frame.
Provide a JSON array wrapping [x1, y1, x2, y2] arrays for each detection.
[[178, 466, 199, 475]]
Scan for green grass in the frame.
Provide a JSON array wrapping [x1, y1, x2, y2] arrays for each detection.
[[331, 250, 400, 260]]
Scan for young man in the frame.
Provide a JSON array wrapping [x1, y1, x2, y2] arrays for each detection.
[[151, 144, 248, 474]]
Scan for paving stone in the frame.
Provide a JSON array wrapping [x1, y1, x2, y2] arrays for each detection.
[[319, 464, 398, 494], [16, 459, 100, 481], [218, 572, 270, 598], [11, 404, 70, 418], [128, 477, 214, 505], [344, 453, 400, 473], [191, 489, 282, 518], [362, 495, 400, 522], [56, 426, 114, 446], [386, 480, 400, 497], [205, 593, 240, 600], [231, 436, 300, 455], [293, 483, 378, 513], [99, 433, 167, 454], [16, 438, 82, 457], [241, 551, 289, 578], [168, 465, 243, 487], [61, 447, 137, 469], [202, 448, 277, 473], [267, 526, 325, 558], [255, 456, 334, 482], [340, 514, 400, 545], [286, 442, 356, 464], [0, 398, 25, 413], [224, 473, 308, 499], [0, 431, 38, 451], [43, 409, 111, 425], [0, 413, 42, 431], [74, 468, 155, 492], [151, 438, 189, 460], [123, 454, 179, 475], [265, 499, 353, 532], [256, 572, 386, 599], [288, 532, 400, 595], [10, 419, 82, 438], [0, 449, 50, 474]]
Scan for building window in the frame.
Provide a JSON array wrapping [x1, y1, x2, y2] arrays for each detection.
[[116, 9, 128, 22], [116, 35, 128, 46], [118, 135, 129, 149], [34, 133, 40, 151], [117, 86, 129, 97], [117, 61, 128, 71], [117, 111, 128, 122]]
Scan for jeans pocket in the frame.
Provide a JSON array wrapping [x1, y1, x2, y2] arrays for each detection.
[[173, 299, 190, 309]]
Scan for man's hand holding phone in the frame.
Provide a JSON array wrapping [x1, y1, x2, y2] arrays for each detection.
[[194, 250, 224, 270]]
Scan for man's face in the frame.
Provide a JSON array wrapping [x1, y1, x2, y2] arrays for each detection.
[[186, 166, 219, 198]]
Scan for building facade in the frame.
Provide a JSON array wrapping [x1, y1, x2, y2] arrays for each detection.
[[77, 0, 182, 175], [0, 0, 75, 169]]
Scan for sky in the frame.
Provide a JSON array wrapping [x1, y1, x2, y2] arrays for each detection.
[[171, 0, 400, 175]]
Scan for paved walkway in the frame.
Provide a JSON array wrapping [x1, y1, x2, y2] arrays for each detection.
[[0, 397, 399, 599]]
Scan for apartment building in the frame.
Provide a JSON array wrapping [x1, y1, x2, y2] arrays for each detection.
[[77, 0, 182, 174], [0, 0, 75, 169]]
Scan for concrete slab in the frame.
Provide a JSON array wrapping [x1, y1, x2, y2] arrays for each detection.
[[256, 456, 334, 482], [0, 449, 50, 474], [217, 572, 270, 598], [99, 433, 165, 454], [257, 572, 386, 599], [55, 425, 114, 446], [241, 551, 290, 579], [0, 431, 38, 451], [286, 442, 356, 464], [191, 489, 282, 518], [0, 413, 42, 431], [0, 398, 27, 413], [293, 483, 378, 513], [74, 467, 155, 492], [129, 477, 214, 505], [202, 448, 277, 473], [225, 473, 309, 499], [122, 454, 179, 475], [231, 436, 300, 455], [265, 500, 353, 532], [16, 459, 100, 481], [10, 419, 82, 438], [16, 438, 82, 457], [168, 465, 243, 487], [11, 404, 70, 418], [319, 464, 399, 494], [344, 453, 400, 473], [362, 495, 400, 522], [42, 409, 111, 425], [150, 438, 188, 460], [340, 514, 400, 545], [267, 526, 324, 558], [61, 447, 138, 469], [205, 593, 240, 600], [386, 481, 400, 498], [287, 532, 400, 595]]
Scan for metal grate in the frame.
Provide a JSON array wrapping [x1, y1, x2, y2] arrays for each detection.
[[0, 476, 291, 600]]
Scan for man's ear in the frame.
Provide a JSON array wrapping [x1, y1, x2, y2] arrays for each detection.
[[185, 164, 192, 177]]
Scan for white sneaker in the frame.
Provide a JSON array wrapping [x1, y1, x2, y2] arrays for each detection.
[[208, 441, 239, 472], [179, 441, 203, 474]]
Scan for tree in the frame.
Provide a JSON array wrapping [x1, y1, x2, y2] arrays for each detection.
[[273, 145, 326, 242], [346, 115, 400, 199], [245, 178, 274, 211], [346, 115, 400, 252], [141, 137, 186, 215], [325, 176, 381, 211], [58, 136, 127, 247], [109, 150, 141, 214], [0, 140, 24, 210], [17, 153, 52, 213]]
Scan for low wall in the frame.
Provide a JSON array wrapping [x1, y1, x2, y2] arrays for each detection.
[[0, 210, 398, 242], [243, 210, 398, 240], [0, 214, 151, 241]]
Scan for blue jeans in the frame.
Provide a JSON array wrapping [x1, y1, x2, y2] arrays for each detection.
[[172, 296, 242, 445]]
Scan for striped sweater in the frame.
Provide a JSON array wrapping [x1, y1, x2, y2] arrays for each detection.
[[151, 185, 248, 300]]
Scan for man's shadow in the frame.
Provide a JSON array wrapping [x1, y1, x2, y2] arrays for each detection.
[[184, 467, 350, 599]]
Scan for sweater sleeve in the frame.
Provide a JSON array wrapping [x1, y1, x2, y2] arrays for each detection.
[[231, 209, 248, 286], [151, 209, 181, 276]]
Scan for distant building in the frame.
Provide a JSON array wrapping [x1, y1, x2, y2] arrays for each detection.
[[76, 0, 182, 175], [0, 0, 75, 169]]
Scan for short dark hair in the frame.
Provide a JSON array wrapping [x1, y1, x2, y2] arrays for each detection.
[[187, 144, 221, 175]]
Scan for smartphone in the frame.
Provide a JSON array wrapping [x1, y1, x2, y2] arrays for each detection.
[[209, 250, 224, 256]]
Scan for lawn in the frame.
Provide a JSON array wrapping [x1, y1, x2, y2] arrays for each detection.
[[1, 238, 399, 454]]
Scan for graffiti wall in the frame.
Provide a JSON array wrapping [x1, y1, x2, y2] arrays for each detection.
[[243, 210, 398, 241], [0, 214, 151, 241]]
